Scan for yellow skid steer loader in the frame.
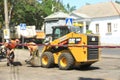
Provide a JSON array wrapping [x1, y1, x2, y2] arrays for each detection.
[[41, 25, 100, 70]]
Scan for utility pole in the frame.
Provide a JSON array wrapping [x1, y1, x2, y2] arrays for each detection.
[[4, 0, 9, 29], [4, 0, 10, 42]]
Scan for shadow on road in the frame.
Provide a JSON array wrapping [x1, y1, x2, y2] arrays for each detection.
[[13, 61, 22, 66], [79, 77, 105, 80], [27, 65, 41, 68], [27, 65, 100, 71], [74, 66, 100, 71]]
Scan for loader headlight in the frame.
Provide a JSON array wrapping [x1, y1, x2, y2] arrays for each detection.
[[75, 38, 81, 44], [92, 37, 95, 41], [68, 38, 81, 44], [69, 38, 75, 44]]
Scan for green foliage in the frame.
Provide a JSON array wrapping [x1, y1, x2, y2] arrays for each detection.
[[0, 0, 4, 27], [41, 0, 53, 15], [115, 1, 120, 4], [86, 30, 92, 34], [0, 0, 74, 30], [66, 3, 76, 13]]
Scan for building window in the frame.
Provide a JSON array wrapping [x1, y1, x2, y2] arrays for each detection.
[[96, 24, 99, 33], [107, 23, 112, 33], [86, 25, 89, 30]]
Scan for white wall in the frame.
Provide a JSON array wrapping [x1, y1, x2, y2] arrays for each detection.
[[45, 19, 66, 35], [45, 21, 58, 35], [89, 16, 120, 45]]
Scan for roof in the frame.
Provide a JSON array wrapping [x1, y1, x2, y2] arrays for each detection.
[[45, 11, 73, 20], [73, 2, 120, 18], [71, 12, 90, 18]]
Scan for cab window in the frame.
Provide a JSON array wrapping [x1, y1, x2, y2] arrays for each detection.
[[53, 27, 69, 40]]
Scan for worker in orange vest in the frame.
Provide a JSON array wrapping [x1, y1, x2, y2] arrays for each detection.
[[4, 39, 19, 66]]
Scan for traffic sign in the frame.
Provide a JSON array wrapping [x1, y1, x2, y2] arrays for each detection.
[[65, 18, 73, 25], [20, 23, 26, 30], [3, 29, 10, 39]]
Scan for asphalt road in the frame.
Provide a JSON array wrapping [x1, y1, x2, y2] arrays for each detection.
[[0, 47, 120, 80], [101, 48, 120, 56]]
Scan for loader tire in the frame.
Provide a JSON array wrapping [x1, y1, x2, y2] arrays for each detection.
[[41, 52, 54, 68], [58, 53, 74, 70]]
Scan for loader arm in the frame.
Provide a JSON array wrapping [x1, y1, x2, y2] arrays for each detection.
[[42, 26, 81, 53]]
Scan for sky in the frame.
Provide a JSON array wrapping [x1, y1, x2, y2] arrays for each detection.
[[62, 0, 120, 9]]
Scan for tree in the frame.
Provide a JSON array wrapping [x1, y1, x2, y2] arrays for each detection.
[[66, 3, 76, 13], [0, 0, 5, 28], [116, 0, 120, 4], [0, 0, 45, 29], [0, 0, 68, 30], [0, 0, 15, 28], [9, 0, 46, 29]]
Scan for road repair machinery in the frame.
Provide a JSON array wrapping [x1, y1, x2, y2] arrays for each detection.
[[40, 25, 100, 70]]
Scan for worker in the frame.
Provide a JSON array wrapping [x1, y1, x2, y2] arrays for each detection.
[[4, 39, 19, 66], [25, 39, 39, 65]]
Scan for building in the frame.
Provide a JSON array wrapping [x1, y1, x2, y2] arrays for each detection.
[[71, 2, 120, 45], [44, 11, 72, 37]]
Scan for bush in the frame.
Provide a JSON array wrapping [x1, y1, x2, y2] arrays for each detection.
[[86, 30, 92, 34]]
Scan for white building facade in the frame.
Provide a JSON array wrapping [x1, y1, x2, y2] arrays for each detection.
[[71, 2, 120, 45], [89, 16, 120, 45]]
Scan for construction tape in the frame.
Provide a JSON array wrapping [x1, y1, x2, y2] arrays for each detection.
[[18, 44, 120, 48], [1, 42, 120, 48]]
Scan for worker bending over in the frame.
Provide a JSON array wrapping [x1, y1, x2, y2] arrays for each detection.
[[4, 39, 19, 66], [25, 39, 39, 65]]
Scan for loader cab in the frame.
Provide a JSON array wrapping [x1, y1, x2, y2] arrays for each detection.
[[52, 26, 69, 40], [52, 26, 81, 40]]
